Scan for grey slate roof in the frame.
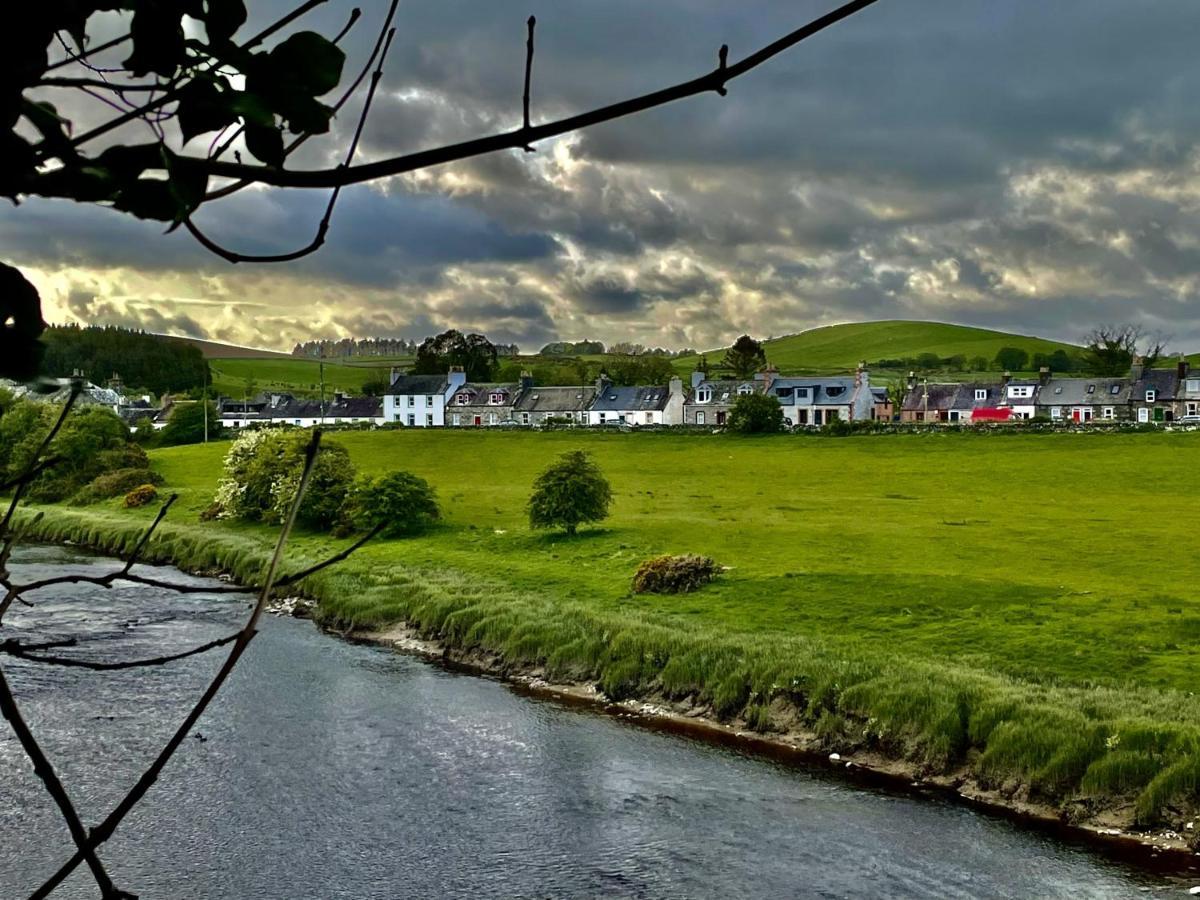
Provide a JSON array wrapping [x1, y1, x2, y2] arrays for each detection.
[[1133, 369, 1180, 401], [1038, 378, 1131, 406], [951, 383, 1003, 410], [685, 379, 760, 405], [515, 385, 597, 412], [901, 383, 959, 412], [769, 376, 857, 406], [590, 384, 670, 412], [385, 374, 449, 395], [449, 383, 521, 407]]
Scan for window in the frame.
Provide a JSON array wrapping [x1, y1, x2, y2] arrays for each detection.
[[426, 413, 434, 426], [1110, 384, 1121, 395], [796, 388, 809, 398], [520, 412, 530, 424], [407, 395, 415, 407], [974, 389, 987, 401], [696, 388, 712, 403], [406, 414, 415, 426], [490, 393, 505, 405], [775, 387, 793, 398], [644, 412, 653, 424], [1054, 386, 1063, 395], [598, 413, 607, 424], [1188, 379, 1200, 393], [696, 411, 706, 425], [1050, 406, 1062, 419], [1086, 384, 1095, 394], [1102, 407, 1114, 420], [1188, 402, 1198, 417], [451, 414, 461, 426], [737, 384, 753, 395], [1138, 408, 1150, 423], [1008, 386, 1033, 399], [425, 395, 434, 406], [456, 393, 470, 405], [487, 413, 498, 425], [949, 410, 961, 422], [826, 386, 845, 398], [1145, 389, 1157, 402]]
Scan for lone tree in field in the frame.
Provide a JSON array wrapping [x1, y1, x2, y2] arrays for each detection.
[[1083, 325, 1167, 376], [993, 346, 1029, 372], [721, 335, 767, 378], [528, 450, 612, 536], [727, 392, 785, 433]]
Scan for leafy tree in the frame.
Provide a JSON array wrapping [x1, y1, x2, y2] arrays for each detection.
[[1083, 325, 1165, 376], [242, 376, 259, 400], [159, 401, 219, 446], [269, 441, 355, 530], [721, 335, 766, 378], [39, 325, 208, 394], [412, 329, 498, 381], [343, 471, 439, 537], [944, 354, 967, 372], [360, 378, 388, 397], [994, 346, 1029, 372], [727, 392, 785, 433], [696, 354, 711, 377], [605, 355, 675, 386], [969, 355, 991, 372], [528, 450, 612, 536], [915, 352, 941, 371]]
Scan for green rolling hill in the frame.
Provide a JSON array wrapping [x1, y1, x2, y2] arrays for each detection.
[[675, 320, 1082, 375]]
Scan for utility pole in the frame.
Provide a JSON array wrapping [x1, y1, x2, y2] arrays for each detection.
[[319, 353, 326, 427], [203, 364, 209, 444]]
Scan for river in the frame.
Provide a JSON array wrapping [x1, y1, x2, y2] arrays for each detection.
[[0, 545, 1191, 898]]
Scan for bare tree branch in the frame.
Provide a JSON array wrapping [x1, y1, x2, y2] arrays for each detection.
[[521, 15, 536, 151], [1, 631, 240, 671], [34, 430, 324, 897], [0, 666, 130, 898], [44, 34, 132, 73]]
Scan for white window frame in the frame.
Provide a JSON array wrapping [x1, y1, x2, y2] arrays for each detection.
[[407, 395, 415, 407], [1138, 407, 1150, 423], [426, 413, 434, 427], [644, 411, 653, 424], [695, 388, 711, 403], [1102, 407, 1114, 420], [696, 411, 706, 425], [425, 395, 434, 406], [974, 389, 987, 401], [487, 412, 498, 425], [451, 414, 461, 426], [521, 412, 530, 425], [406, 413, 416, 426], [1187, 402, 1198, 416], [737, 384, 753, 395], [1145, 389, 1156, 403], [1050, 406, 1062, 419]]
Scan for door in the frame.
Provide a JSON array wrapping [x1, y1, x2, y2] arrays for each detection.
[[1072, 409, 1081, 423], [473, 415, 482, 426], [696, 411, 705, 425], [716, 411, 726, 426], [1138, 408, 1149, 424]]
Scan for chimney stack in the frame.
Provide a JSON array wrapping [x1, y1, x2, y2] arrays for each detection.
[[519, 370, 534, 391], [1177, 354, 1189, 381], [1001, 370, 1012, 387], [1130, 356, 1145, 382], [691, 370, 705, 390], [1039, 366, 1051, 385]]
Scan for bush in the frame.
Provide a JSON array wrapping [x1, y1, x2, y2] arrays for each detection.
[[210, 429, 355, 531], [632, 554, 721, 594], [342, 471, 439, 537], [528, 449, 612, 535], [123, 484, 158, 508], [72, 467, 164, 505], [727, 393, 785, 434]]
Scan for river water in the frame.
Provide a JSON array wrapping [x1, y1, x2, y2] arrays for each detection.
[[0, 545, 1191, 898]]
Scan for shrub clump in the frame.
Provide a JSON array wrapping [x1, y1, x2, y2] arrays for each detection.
[[727, 393, 785, 434], [123, 484, 158, 508], [210, 429, 355, 531], [632, 554, 721, 594], [72, 467, 164, 505], [339, 471, 440, 537]]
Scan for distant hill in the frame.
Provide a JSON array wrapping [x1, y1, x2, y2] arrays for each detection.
[[676, 320, 1082, 374], [161, 336, 293, 360]]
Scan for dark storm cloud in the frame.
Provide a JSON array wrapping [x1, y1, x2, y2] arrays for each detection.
[[12, 0, 1200, 350]]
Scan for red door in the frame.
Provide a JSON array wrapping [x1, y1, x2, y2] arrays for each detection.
[[473, 416, 481, 426]]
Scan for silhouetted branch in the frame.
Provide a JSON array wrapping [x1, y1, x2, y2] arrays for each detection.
[[0, 666, 129, 898], [44, 34, 132, 72], [121, 493, 178, 573], [34, 431, 323, 897], [1, 631, 240, 671], [175, 0, 881, 189], [275, 520, 386, 586]]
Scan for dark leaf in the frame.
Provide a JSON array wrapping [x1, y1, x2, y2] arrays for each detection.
[[162, 151, 208, 219], [20, 100, 75, 160], [279, 96, 333, 135], [112, 178, 183, 221], [125, 3, 186, 78], [0, 262, 47, 380], [176, 77, 238, 142], [205, 0, 246, 43], [96, 142, 163, 177], [0, 132, 36, 199], [268, 32, 345, 96], [28, 166, 118, 203], [230, 91, 275, 127], [244, 123, 284, 167]]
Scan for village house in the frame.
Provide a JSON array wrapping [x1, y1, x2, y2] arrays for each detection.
[[1130, 360, 1182, 424], [946, 382, 1004, 423], [446, 380, 524, 427], [588, 376, 686, 426], [1180, 361, 1200, 421], [217, 392, 384, 429], [513, 384, 596, 426], [768, 364, 876, 426], [899, 377, 959, 423], [683, 372, 762, 426], [382, 367, 466, 427], [996, 373, 1045, 420], [1037, 378, 1132, 423]]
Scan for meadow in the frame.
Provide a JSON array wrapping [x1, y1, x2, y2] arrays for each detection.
[[207, 357, 394, 398], [25, 427, 1200, 827]]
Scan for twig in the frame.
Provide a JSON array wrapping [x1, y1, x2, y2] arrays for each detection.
[[120, 494, 178, 574], [1, 632, 240, 671], [185, 25, 396, 263], [44, 34, 131, 72], [34, 431, 324, 897], [274, 521, 386, 587], [521, 16, 536, 151], [0, 666, 129, 898]]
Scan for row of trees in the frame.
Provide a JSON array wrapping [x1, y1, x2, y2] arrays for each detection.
[[40, 326, 209, 396], [293, 337, 521, 360]]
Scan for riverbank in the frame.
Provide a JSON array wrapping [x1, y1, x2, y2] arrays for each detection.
[[13, 499, 1200, 867]]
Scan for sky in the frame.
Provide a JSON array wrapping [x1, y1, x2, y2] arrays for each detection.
[[7, 0, 1200, 353]]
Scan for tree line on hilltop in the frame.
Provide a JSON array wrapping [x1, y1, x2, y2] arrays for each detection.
[[38, 325, 209, 396]]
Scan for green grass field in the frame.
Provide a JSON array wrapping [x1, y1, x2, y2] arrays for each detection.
[[208, 357, 394, 398], [27, 427, 1200, 826]]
